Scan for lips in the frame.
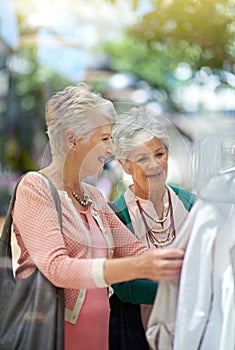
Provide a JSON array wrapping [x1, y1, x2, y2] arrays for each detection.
[[146, 172, 162, 178]]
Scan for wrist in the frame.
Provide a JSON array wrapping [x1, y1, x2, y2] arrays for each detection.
[[104, 256, 142, 285]]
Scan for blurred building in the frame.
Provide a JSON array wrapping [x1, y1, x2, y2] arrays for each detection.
[[0, 0, 19, 215]]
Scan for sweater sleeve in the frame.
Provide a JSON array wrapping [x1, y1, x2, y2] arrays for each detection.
[[112, 279, 158, 304]]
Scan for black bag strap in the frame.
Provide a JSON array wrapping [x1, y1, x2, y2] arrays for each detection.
[[1, 172, 62, 260]]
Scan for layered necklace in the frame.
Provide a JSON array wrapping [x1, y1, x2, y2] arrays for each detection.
[[135, 187, 176, 248]]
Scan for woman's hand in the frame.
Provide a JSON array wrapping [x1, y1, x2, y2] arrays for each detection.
[[104, 248, 184, 285], [135, 248, 184, 281]]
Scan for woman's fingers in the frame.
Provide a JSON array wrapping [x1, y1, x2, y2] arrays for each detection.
[[141, 248, 185, 281], [152, 248, 185, 259]]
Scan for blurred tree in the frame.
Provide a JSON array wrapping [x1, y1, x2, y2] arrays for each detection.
[[105, 0, 235, 110], [4, 45, 71, 173], [3, 0, 235, 174]]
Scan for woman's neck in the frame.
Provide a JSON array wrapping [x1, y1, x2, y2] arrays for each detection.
[[131, 184, 167, 218], [42, 156, 83, 193], [41, 157, 90, 211], [132, 183, 166, 201]]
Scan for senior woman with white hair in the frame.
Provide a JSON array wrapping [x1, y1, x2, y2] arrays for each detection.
[[109, 106, 196, 350], [11, 85, 185, 350]]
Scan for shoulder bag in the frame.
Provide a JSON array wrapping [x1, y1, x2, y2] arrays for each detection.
[[0, 173, 64, 350]]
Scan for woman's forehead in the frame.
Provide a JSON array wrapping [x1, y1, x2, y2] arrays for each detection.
[[127, 137, 166, 158], [133, 137, 165, 151]]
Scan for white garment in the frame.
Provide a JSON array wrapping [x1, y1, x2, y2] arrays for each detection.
[[146, 216, 192, 350], [174, 170, 235, 350], [220, 264, 235, 350], [125, 186, 190, 349]]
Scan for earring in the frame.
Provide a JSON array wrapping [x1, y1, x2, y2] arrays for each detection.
[[73, 142, 76, 152]]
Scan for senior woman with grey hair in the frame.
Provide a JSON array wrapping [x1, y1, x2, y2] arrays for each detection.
[[11, 85, 185, 350], [109, 106, 196, 350]]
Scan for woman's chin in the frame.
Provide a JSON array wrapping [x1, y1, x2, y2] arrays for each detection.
[[147, 175, 166, 187]]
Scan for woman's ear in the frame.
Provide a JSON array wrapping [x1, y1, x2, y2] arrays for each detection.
[[118, 159, 132, 175], [63, 129, 77, 152]]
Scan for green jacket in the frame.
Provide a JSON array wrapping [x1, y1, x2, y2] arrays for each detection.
[[109, 185, 197, 305]]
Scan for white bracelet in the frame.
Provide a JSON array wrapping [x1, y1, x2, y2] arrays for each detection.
[[92, 258, 109, 288]]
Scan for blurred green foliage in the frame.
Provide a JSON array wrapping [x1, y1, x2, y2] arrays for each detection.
[[1, 46, 71, 173], [105, 0, 235, 102], [2, 0, 235, 174], [0, 45, 71, 213]]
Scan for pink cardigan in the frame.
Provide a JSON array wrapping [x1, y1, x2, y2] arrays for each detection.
[[12, 172, 147, 324]]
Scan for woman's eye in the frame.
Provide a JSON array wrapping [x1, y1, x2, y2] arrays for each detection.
[[137, 157, 147, 163], [155, 152, 165, 158]]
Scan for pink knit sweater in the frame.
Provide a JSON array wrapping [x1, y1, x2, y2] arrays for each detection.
[[12, 172, 147, 323]]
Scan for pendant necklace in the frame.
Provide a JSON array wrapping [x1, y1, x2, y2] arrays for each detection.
[[135, 187, 176, 248]]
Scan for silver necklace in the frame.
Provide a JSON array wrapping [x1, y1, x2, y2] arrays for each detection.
[[72, 190, 90, 207]]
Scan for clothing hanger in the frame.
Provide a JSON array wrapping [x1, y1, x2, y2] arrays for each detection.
[[220, 166, 235, 174]]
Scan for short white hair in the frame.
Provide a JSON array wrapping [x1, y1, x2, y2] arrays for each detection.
[[45, 83, 116, 156], [112, 106, 169, 160]]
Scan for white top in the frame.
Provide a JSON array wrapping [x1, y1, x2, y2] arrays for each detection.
[[124, 185, 191, 350], [174, 170, 235, 350]]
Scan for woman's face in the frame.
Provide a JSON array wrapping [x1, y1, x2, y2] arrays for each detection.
[[76, 123, 113, 179], [125, 137, 168, 194]]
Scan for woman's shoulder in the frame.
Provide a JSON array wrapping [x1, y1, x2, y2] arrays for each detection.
[[168, 184, 197, 211], [18, 171, 45, 186], [16, 171, 56, 199]]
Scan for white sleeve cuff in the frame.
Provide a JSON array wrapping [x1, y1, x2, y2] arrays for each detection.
[[92, 258, 109, 288]]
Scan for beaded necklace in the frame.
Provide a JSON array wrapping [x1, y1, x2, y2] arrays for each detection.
[[72, 190, 90, 207], [58, 171, 90, 208]]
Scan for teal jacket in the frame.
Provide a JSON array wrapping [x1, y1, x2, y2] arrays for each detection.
[[110, 185, 197, 305]]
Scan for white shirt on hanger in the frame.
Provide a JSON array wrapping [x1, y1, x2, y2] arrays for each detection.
[[174, 170, 235, 350]]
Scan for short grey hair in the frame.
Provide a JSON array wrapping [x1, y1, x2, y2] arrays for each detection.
[[45, 83, 116, 156], [112, 106, 169, 160]]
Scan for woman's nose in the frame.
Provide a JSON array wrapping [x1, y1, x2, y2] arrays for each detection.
[[106, 140, 114, 156], [148, 157, 160, 169]]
